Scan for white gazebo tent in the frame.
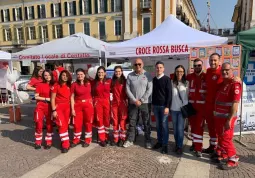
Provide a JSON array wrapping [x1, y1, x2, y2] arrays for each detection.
[[0, 50, 11, 61], [12, 33, 107, 65], [105, 15, 228, 58]]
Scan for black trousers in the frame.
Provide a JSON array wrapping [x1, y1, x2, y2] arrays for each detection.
[[127, 104, 151, 142]]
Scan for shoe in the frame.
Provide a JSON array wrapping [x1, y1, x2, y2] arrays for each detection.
[[71, 143, 79, 148], [145, 142, 152, 149], [189, 145, 194, 152], [195, 151, 202, 158], [82, 143, 90, 147], [118, 140, 125, 147], [61, 148, 68, 153], [161, 145, 168, 154], [153, 142, 162, 149], [202, 146, 215, 154], [220, 162, 238, 170], [44, 145, 51, 150], [123, 141, 134, 148], [176, 148, 183, 155], [99, 141, 107, 147], [35, 144, 41, 150], [110, 141, 118, 146]]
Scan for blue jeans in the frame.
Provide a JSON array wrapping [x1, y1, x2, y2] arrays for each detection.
[[171, 110, 185, 148], [153, 105, 169, 145]]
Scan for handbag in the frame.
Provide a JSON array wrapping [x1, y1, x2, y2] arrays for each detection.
[[176, 84, 196, 118]]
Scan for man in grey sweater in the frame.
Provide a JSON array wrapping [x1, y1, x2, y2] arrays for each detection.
[[123, 58, 153, 148]]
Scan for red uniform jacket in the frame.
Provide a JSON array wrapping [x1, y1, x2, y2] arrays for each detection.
[[111, 80, 127, 103], [92, 79, 112, 99], [53, 67, 65, 82]]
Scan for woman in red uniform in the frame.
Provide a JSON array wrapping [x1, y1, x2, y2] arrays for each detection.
[[71, 68, 94, 148], [51, 70, 72, 153], [27, 66, 44, 91], [111, 66, 128, 147], [92, 66, 111, 147], [34, 69, 54, 149]]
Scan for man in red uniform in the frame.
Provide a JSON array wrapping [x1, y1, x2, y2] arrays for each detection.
[[52, 62, 65, 82], [187, 58, 206, 157], [214, 62, 241, 170], [203, 53, 223, 153]]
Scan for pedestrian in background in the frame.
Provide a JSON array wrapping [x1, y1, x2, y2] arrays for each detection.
[[92, 66, 111, 147], [152, 61, 172, 154], [171, 65, 189, 155], [186, 58, 206, 157], [52, 62, 65, 83], [123, 58, 153, 149], [70, 68, 94, 148], [27, 66, 44, 91], [111, 66, 128, 147], [51, 70, 72, 153], [34, 69, 54, 150]]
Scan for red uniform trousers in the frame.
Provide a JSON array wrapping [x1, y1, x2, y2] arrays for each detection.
[[215, 116, 239, 163], [55, 103, 70, 149], [94, 98, 110, 142], [205, 102, 217, 148], [73, 99, 94, 144], [189, 106, 205, 152], [111, 100, 128, 143], [34, 102, 53, 145]]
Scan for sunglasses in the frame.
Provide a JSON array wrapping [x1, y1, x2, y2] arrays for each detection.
[[134, 63, 142, 66], [193, 64, 202, 67]]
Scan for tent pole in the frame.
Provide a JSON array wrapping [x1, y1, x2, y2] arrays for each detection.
[[10, 61, 16, 123], [105, 57, 107, 68]]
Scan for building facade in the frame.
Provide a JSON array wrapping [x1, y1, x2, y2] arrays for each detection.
[[0, 0, 200, 53], [232, 0, 255, 32]]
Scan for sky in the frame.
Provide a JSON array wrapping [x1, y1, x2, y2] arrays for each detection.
[[192, 0, 238, 29]]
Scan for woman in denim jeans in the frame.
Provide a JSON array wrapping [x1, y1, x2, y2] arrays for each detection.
[[171, 65, 189, 155]]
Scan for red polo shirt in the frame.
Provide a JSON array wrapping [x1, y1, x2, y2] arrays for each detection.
[[53, 67, 65, 82], [71, 81, 92, 100], [28, 77, 43, 88], [51, 83, 71, 104], [35, 82, 51, 103], [92, 79, 111, 99]]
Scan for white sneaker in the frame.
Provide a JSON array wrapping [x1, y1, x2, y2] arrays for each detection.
[[123, 141, 133, 148]]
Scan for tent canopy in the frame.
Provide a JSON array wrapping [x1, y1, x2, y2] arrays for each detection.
[[0, 51, 11, 61], [106, 15, 228, 58], [236, 27, 255, 78], [12, 33, 107, 61]]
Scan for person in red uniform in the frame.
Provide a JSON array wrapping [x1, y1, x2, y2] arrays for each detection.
[[34, 70, 54, 149], [186, 58, 206, 157], [27, 66, 44, 91], [214, 62, 241, 170], [70, 68, 94, 148], [92, 66, 111, 147], [111, 66, 128, 147], [52, 62, 65, 83], [51, 70, 72, 153], [203, 53, 223, 153]]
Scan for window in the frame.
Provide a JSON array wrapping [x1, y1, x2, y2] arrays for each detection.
[[69, 2, 74, 15], [39, 26, 48, 41], [53, 25, 63, 39], [84, 22, 90, 35], [111, 0, 122, 12], [16, 28, 24, 40], [115, 20, 121, 36], [28, 6, 34, 19], [28, 27, 36, 40], [143, 17, 150, 34], [99, 21, 106, 40], [99, 0, 105, 13], [16, 8, 22, 21], [69, 24, 75, 35], [3, 9, 10, 22], [38, 4, 46, 18], [54, 3, 60, 17], [83, 0, 90, 14], [3, 29, 11, 41]]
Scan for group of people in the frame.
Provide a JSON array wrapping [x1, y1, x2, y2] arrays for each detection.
[[27, 53, 241, 170]]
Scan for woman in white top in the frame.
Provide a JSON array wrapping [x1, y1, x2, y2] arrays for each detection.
[[171, 65, 189, 155]]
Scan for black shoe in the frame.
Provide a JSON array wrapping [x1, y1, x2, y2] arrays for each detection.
[[118, 140, 125, 147], [220, 162, 238, 170], [35, 144, 41, 150], [99, 141, 107, 147], [105, 140, 109, 145], [189, 145, 194, 152], [61, 148, 68, 153], [145, 142, 152, 149], [153, 142, 162, 149], [44, 145, 51, 150], [176, 148, 183, 155], [82, 143, 90, 147], [202, 147, 215, 154], [161, 145, 168, 154], [71, 143, 78, 148], [195, 151, 202, 158], [110, 141, 118, 146]]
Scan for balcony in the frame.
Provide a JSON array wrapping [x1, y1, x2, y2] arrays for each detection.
[[203, 28, 236, 37], [140, 0, 152, 12], [37, 38, 49, 44], [12, 39, 24, 45]]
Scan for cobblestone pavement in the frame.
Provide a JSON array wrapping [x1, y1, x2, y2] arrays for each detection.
[[209, 134, 255, 178]]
